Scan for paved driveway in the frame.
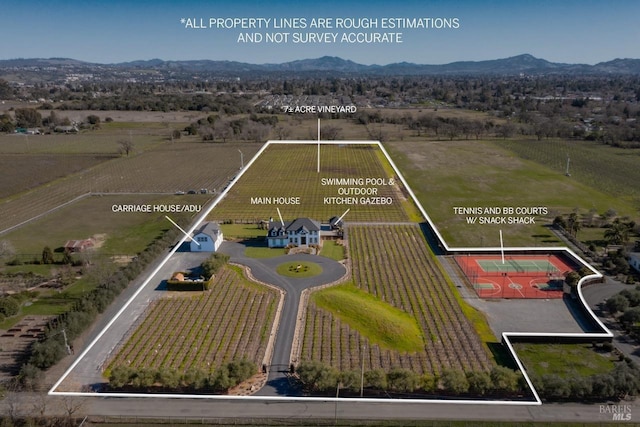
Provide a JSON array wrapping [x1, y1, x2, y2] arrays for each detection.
[[219, 241, 347, 396]]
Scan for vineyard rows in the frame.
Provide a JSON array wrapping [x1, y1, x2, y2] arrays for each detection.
[[300, 224, 492, 374], [211, 144, 410, 223], [108, 266, 278, 374]]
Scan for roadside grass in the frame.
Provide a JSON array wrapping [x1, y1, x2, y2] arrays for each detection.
[[319, 240, 345, 261], [276, 261, 322, 278], [513, 343, 616, 378], [312, 283, 424, 352], [385, 139, 638, 248]]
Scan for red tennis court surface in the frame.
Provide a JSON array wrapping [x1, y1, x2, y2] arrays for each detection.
[[454, 254, 576, 299]]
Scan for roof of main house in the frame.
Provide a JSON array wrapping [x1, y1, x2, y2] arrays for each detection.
[[194, 222, 221, 237], [268, 217, 320, 233]]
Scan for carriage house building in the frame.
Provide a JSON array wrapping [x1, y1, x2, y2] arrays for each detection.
[[267, 218, 321, 248], [190, 222, 223, 252]]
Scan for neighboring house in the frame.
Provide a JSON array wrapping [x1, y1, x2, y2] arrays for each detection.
[[629, 253, 640, 273], [64, 239, 94, 253], [54, 125, 78, 133], [191, 222, 223, 252], [267, 218, 321, 248]]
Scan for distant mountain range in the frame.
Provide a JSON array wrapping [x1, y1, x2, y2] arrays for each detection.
[[2, 54, 640, 77]]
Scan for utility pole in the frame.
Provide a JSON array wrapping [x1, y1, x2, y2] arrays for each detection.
[[360, 343, 366, 397]]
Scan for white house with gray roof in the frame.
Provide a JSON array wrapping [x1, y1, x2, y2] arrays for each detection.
[[191, 222, 223, 252], [267, 218, 321, 248]]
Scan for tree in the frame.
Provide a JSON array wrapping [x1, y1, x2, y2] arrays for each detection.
[[118, 139, 135, 156], [606, 294, 630, 314], [15, 108, 42, 128], [364, 369, 387, 390], [0, 240, 15, 260], [42, 246, 54, 264], [86, 114, 101, 125], [490, 366, 519, 392], [466, 370, 492, 395], [440, 369, 469, 394], [604, 219, 631, 246], [0, 297, 20, 317], [386, 368, 418, 392]]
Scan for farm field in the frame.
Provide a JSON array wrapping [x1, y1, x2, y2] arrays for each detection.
[[0, 193, 201, 256], [107, 265, 278, 374], [385, 139, 639, 248], [0, 153, 116, 199], [300, 224, 493, 374], [0, 141, 259, 233], [495, 139, 640, 208], [210, 143, 413, 223]]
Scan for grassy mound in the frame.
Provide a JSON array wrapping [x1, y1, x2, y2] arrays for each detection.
[[312, 284, 424, 352]]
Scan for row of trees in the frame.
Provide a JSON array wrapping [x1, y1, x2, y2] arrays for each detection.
[[295, 360, 522, 397], [108, 359, 256, 392], [529, 360, 640, 401]]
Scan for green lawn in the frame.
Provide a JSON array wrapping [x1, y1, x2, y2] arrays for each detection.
[[276, 261, 322, 278], [312, 284, 424, 352], [220, 223, 267, 239], [513, 343, 616, 378], [319, 240, 345, 261], [243, 246, 285, 259]]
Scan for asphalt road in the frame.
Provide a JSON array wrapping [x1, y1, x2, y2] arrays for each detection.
[[5, 393, 638, 424]]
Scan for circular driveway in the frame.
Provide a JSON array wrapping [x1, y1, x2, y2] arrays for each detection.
[[220, 241, 346, 289]]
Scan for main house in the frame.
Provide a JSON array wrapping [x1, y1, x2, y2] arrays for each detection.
[[191, 222, 223, 252], [267, 218, 321, 248]]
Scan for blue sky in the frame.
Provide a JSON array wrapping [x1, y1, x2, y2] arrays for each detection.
[[1, 0, 638, 65]]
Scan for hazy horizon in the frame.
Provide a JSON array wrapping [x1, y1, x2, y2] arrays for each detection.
[[2, 0, 639, 66]]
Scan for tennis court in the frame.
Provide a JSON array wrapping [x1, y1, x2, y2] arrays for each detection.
[[454, 254, 576, 299]]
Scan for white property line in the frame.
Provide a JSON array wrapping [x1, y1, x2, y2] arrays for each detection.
[[50, 140, 613, 407]]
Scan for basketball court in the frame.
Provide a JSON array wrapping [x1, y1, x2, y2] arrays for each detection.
[[454, 254, 576, 299]]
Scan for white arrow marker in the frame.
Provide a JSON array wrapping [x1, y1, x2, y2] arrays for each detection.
[[336, 208, 351, 224], [165, 215, 199, 246], [276, 207, 285, 227]]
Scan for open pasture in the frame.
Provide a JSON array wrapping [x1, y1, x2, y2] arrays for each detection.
[[0, 142, 258, 234], [495, 139, 640, 208], [0, 193, 199, 255], [0, 153, 115, 199], [107, 265, 278, 374], [300, 224, 492, 374], [385, 139, 637, 247], [211, 143, 411, 223]]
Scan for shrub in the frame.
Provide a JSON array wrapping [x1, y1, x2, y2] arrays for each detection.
[[440, 369, 469, 394], [0, 296, 20, 317]]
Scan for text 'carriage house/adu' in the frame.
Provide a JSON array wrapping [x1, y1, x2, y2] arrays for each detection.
[[267, 217, 343, 248]]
